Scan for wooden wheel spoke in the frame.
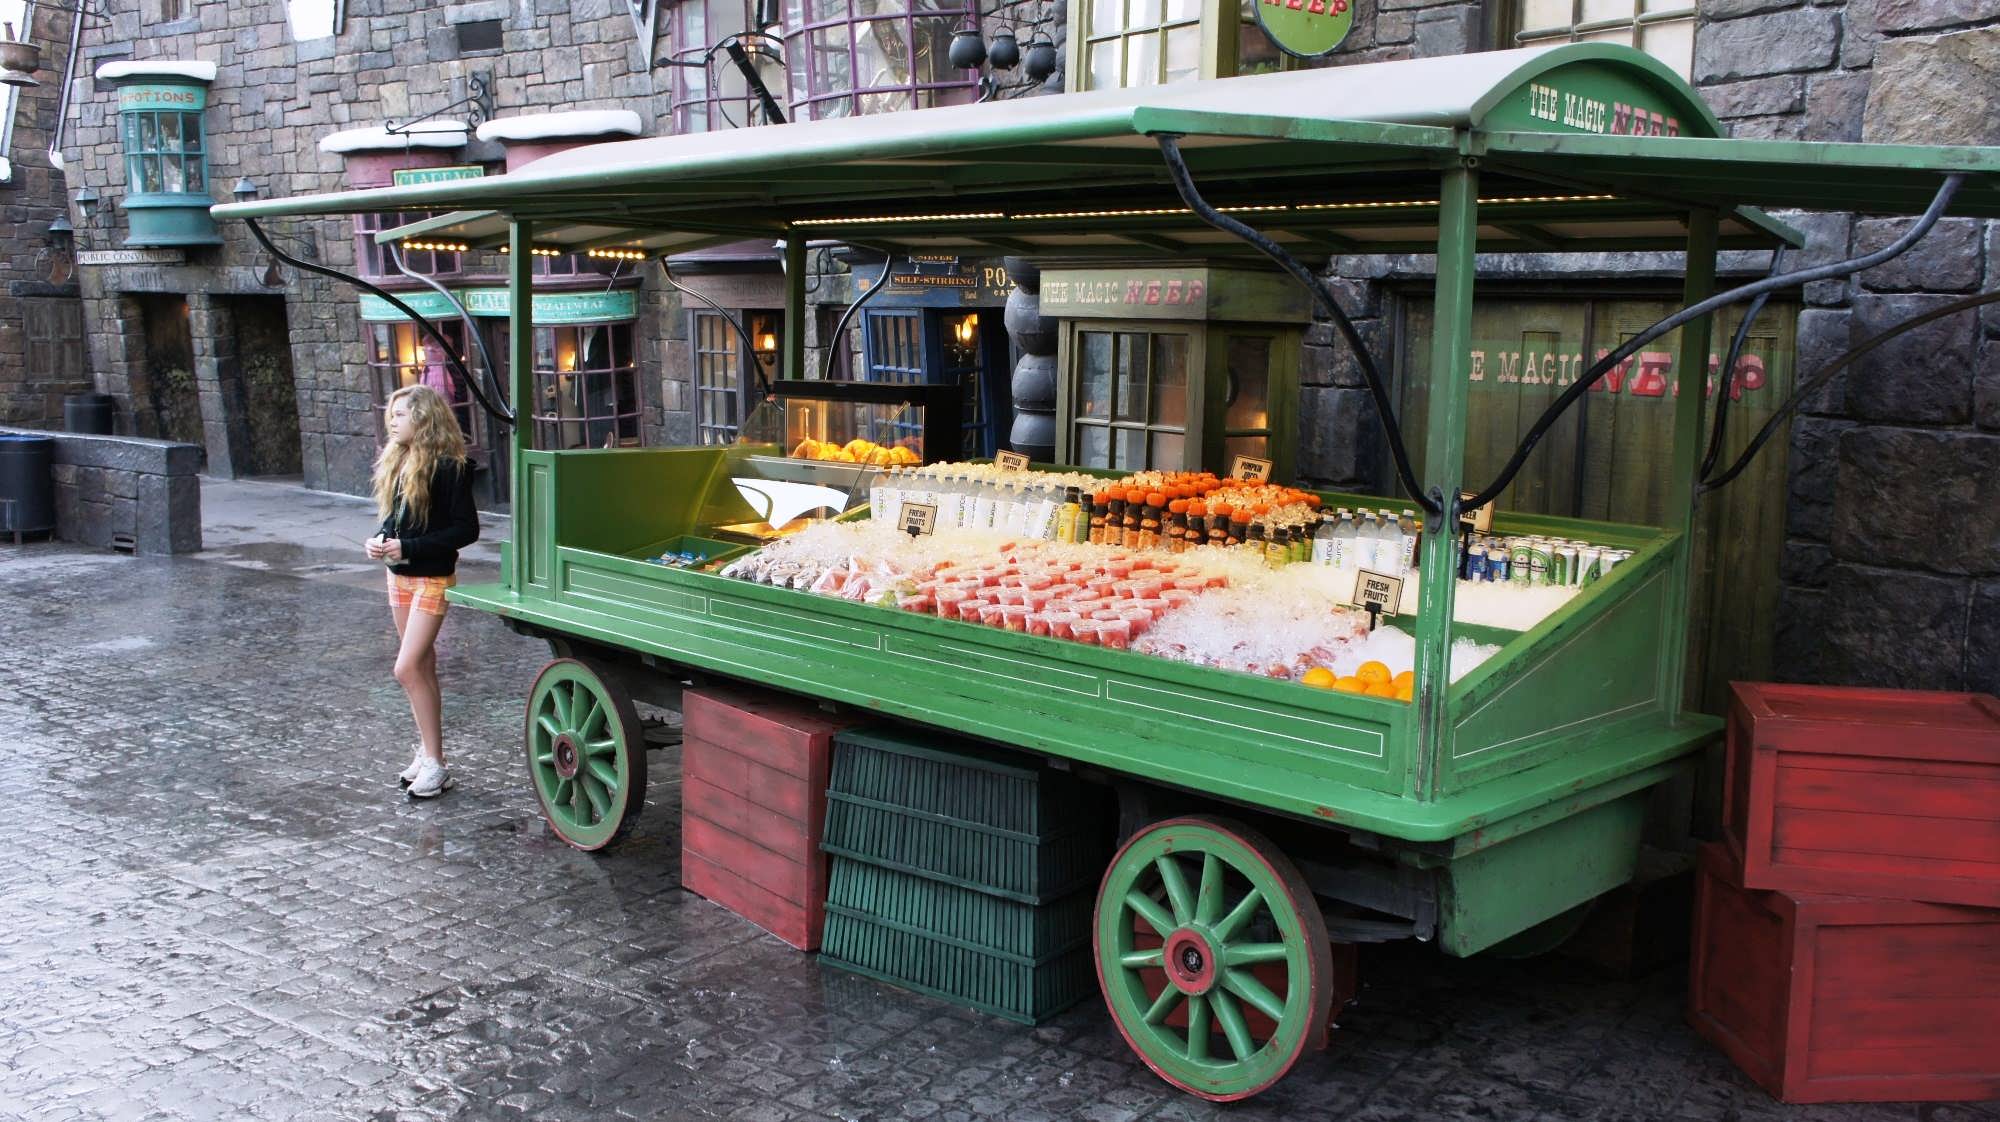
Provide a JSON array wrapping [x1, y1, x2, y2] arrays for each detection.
[[535, 714, 562, 743], [584, 736, 618, 757], [1185, 994, 1211, 1063], [579, 773, 609, 820], [550, 683, 573, 729], [1155, 855, 1195, 926], [1143, 983, 1184, 1025], [1194, 852, 1224, 927], [1119, 948, 1164, 970], [1126, 890, 1176, 938], [1222, 942, 1290, 967], [1222, 967, 1287, 1023], [1209, 987, 1256, 1062], [586, 758, 619, 790], [532, 749, 555, 768], [1213, 888, 1264, 943], [552, 777, 573, 807], [578, 694, 606, 740]]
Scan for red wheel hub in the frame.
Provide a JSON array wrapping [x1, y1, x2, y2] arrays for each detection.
[[552, 733, 581, 779], [1163, 928, 1218, 995]]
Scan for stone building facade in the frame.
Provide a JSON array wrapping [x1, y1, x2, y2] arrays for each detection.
[[0, 2, 86, 428], [13, 0, 1998, 693]]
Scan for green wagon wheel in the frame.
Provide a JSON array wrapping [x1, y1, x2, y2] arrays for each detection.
[[523, 658, 647, 851], [1095, 815, 1334, 1102]]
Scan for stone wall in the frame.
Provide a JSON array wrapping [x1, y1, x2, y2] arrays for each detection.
[[0, 425, 203, 553], [0, 3, 87, 429], [1707, 21, 2000, 694]]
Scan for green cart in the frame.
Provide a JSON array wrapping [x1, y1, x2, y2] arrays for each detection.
[[219, 43, 2000, 1100]]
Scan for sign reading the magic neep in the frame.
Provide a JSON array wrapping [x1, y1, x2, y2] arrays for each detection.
[[1255, 0, 1355, 58]]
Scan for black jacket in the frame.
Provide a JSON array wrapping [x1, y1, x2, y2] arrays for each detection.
[[378, 458, 480, 577]]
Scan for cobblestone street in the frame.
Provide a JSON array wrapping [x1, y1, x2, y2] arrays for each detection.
[[1, 493, 1995, 1122]]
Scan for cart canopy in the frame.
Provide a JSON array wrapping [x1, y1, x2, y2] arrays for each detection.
[[215, 43, 2000, 256]]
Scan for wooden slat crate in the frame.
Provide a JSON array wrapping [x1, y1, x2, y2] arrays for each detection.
[[1724, 682, 2000, 909], [679, 685, 860, 951], [1688, 842, 2000, 1104]]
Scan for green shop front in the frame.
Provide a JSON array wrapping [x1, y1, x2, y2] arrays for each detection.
[[218, 44, 2000, 1102]]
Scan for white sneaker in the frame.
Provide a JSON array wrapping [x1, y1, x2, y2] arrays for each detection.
[[398, 746, 425, 788], [407, 760, 454, 799]]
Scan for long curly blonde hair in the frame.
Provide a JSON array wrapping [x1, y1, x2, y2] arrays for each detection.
[[372, 384, 468, 525]]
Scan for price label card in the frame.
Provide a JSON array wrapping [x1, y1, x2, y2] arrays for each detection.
[[1350, 568, 1404, 617], [995, 450, 1031, 471], [899, 502, 938, 537], [1458, 490, 1493, 534], [1229, 455, 1274, 482]]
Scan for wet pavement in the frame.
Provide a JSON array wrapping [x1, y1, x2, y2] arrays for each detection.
[[1, 482, 1995, 1122]]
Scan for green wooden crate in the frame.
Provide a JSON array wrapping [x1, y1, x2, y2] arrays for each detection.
[[823, 728, 1110, 903], [828, 728, 1103, 836], [820, 858, 1099, 1025]]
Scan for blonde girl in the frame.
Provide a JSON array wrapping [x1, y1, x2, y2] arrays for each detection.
[[366, 384, 480, 798]]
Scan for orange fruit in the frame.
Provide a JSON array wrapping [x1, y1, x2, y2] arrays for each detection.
[[1365, 681, 1399, 698], [1332, 676, 1369, 694], [1301, 667, 1337, 689], [1394, 681, 1415, 702], [1356, 660, 1392, 686], [1392, 670, 1415, 690]]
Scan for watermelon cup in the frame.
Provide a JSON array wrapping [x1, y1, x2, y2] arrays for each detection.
[[1068, 618, 1102, 645], [1096, 618, 1133, 649], [1046, 611, 1081, 640], [957, 598, 990, 623]]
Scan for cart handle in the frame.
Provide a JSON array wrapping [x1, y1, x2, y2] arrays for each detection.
[[1462, 174, 1965, 514]]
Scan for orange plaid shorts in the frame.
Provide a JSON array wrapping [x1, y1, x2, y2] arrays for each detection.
[[387, 572, 456, 617]]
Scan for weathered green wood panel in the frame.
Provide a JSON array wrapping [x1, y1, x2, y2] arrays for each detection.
[[1444, 541, 1674, 790], [1437, 787, 1648, 955]]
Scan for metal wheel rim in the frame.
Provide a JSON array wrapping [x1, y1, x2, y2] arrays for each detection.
[[1094, 815, 1333, 1102], [524, 660, 638, 850]]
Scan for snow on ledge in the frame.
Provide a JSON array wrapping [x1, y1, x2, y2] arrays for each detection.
[[318, 121, 470, 154], [96, 60, 220, 83], [475, 110, 645, 143]]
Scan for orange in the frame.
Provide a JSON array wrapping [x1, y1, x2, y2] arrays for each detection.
[[1392, 670, 1415, 690], [1394, 681, 1415, 702], [1365, 681, 1399, 698], [1356, 660, 1392, 686], [1331, 676, 1369, 694], [1301, 667, 1337, 689]]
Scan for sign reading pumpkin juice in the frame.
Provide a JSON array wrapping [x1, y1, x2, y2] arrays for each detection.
[[1256, 0, 1355, 58]]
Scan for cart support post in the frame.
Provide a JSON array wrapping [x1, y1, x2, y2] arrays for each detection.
[[1663, 209, 1719, 720], [784, 234, 807, 382], [1413, 164, 1478, 802], [509, 218, 535, 595]]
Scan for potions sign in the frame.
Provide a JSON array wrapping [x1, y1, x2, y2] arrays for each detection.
[[1256, 0, 1355, 58]]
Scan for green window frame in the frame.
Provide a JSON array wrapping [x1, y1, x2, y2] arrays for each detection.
[[120, 109, 207, 197], [1513, 0, 1697, 78]]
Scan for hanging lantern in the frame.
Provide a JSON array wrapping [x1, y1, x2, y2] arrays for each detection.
[[1023, 37, 1058, 84]]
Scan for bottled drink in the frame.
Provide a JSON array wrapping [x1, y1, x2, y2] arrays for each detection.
[[1311, 513, 1338, 565], [1331, 510, 1358, 572], [1399, 508, 1420, 574]]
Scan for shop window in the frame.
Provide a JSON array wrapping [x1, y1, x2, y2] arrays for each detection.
[[781, 0, 978, 121], [1070, 328, 1191, 471], [121, 109, 206, 197], [456, 18, 504, 54], [1513, 0, 1696, 78], [864, 310, 924, 384], [355, 212, 464, 279], [669, 0, 785, 131], [532, 323, 642, 450], [1069, 0, 1292, 91], [1220, 333, 1274, 467], [817, 305, 856, 380], [693, 309, 782, 444], [367, 320, 478, 446]]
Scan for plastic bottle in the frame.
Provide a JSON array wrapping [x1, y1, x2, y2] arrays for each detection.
[[1397, 509, 1420, 574], [1056, 487, 1082, 543], [1311, 512, 1338, 565]]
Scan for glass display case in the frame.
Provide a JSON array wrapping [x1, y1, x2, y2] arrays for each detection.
[[702, 379, 966, 545]]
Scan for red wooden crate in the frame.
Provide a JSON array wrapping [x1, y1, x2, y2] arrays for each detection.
[[1688, 842, 2000, 1104], [1725, 682, 2000, 909], [678, 686, 859, 951]]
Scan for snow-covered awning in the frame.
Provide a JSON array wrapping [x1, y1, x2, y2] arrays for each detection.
[[319, 120, 470, 155], [95, 60, 219, 83], [475, 110, 645, 143]]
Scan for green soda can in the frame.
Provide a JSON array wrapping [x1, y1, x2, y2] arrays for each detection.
[[1509, 538, 1533, 584], [1553, 543, 1579, 586], [1577, 546, 1604, 585], [1526, 537, 1553, 585]]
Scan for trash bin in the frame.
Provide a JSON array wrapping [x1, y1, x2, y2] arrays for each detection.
[[0, 433, 56, 535], [62, 392, 115, 435]]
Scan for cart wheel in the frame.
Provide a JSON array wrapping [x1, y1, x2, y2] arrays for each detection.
[[524, 658, 647, 851], [1094, 815, 1333, 1102]]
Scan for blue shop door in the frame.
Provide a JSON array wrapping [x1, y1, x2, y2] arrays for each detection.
[[860, 308, 1007, 458]]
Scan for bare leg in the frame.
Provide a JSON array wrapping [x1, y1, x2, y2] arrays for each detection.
[[394, 608, 448, 764]]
